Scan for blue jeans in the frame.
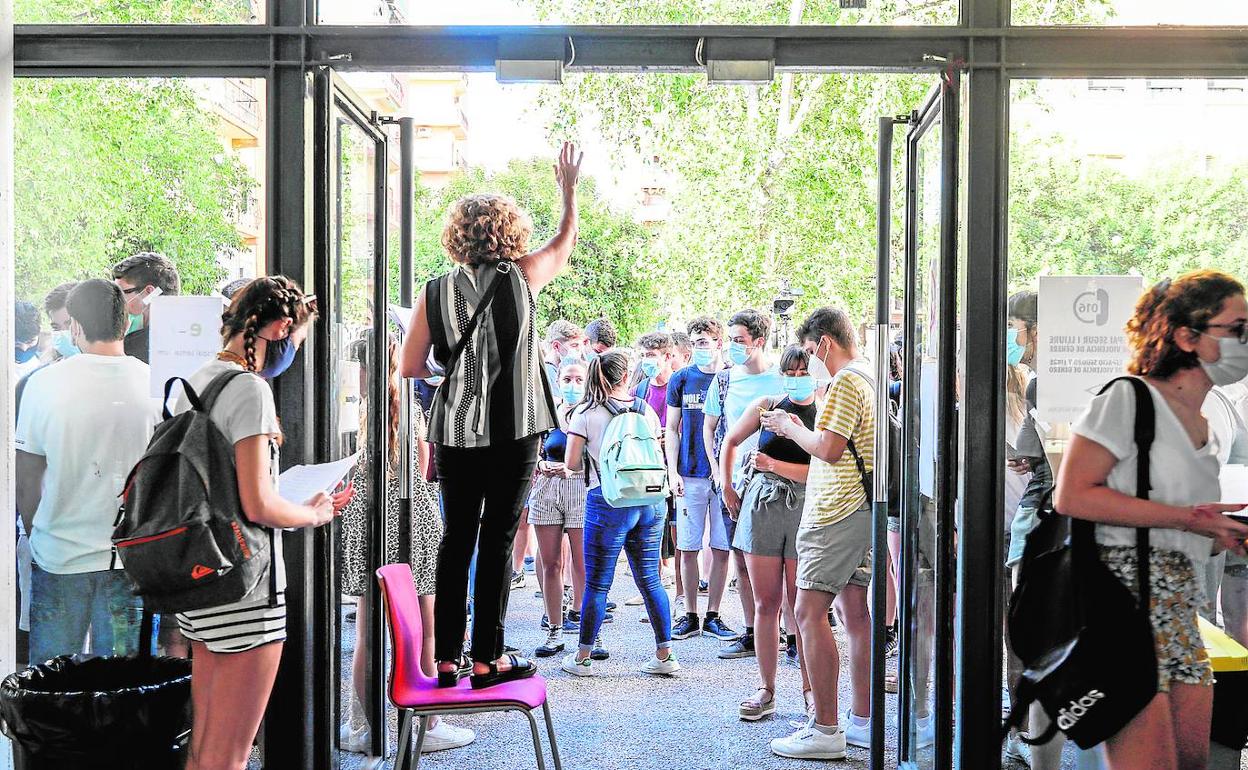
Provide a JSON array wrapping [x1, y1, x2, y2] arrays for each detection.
[[579, 487, 672, 652], [29, 565, 143, 664]]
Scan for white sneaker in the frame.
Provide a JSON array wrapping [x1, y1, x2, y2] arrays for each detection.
[[844, 709, 871, 749], [339, 722, 370, 754], [770, 721, 847, 760], [624, 594, 645, 606], [915, 713, 934, 749], [421, 719, 475, 753], [640, 653, 681, 676], [561, 653, 595, 676]]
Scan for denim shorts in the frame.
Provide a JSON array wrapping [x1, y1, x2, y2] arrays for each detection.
[[29, 565, 143, 664]]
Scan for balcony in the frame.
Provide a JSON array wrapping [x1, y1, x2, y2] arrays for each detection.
[[212, 78, 261, 135]]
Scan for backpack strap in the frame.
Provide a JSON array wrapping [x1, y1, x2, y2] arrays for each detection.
[[161, 377, 203, 420], [198, 369, 253, 414]]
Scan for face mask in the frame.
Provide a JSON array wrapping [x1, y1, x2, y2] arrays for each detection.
[[126, 313, 144, 335], [692, 348, 716, 368], [259, 334, 297, 379], [425, 375, 445, 388], [15, 345, 38, 364], [1005, 328, 1026, 367], [52, 331, 79, 359], [560, 384, 585, 405], [586, 349, 600, 362], [560, 353, 585, 368], [784, 375, 817, 402], [727, 341, 750, 366], [1201, 336, 1248, 386], [641, 360, 660, 379], [807, 339, 832, 382]]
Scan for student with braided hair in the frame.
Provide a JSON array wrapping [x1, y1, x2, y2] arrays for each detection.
[[173, 276, 352, 770]]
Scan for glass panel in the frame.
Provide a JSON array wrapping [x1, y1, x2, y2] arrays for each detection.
[[317, 0, 957, 26], [1013, 0, 1248, 25], [1003, 77, 1248, 765], [16, 0, 263, 24], [330, 108, 386, 758], [12, 76, 264, 667]]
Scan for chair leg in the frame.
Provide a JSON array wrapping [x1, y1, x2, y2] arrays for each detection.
[[412, 715, 429, 770], [524, 708, 548, 770], [542, 702, 563, 770], [396, 710, 413, 770]]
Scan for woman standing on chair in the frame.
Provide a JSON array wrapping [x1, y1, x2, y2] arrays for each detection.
[[401, 142, 583, 688]]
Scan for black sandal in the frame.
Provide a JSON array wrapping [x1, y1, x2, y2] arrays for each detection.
[[470, 654, 538, 690], [437, 654, 472, 688]]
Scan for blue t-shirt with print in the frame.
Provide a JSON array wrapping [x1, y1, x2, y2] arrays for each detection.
[[666, 365, 716, 478]]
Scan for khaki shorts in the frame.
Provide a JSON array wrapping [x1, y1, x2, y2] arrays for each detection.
[[795, 504, 872, 596]]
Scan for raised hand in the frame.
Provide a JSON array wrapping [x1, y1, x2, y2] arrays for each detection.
[[554, 141, 583, 195]]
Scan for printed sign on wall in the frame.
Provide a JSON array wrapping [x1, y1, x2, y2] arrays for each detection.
[[148, 296, 226, 398], [1037, 275, 1144, 423]]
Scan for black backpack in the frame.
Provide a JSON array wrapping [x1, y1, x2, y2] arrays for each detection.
[[1003, 376, 1158, 750], [111, 372, 276, 614]]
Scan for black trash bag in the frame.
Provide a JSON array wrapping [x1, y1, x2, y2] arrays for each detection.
[[0, 653, 192, 770]]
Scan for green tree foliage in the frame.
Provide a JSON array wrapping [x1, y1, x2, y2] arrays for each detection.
[[14, 78, 254, 304], [411, 159, 658, 342], [15, 0, 255, 23], [1009, 137, 1248, 289]]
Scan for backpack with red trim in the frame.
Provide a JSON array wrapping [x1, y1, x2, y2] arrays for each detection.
[[111, 371, 275, 613]]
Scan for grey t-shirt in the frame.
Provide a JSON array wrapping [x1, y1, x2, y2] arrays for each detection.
[[174, 359, 285, 598], [567, 396, 662, 488]]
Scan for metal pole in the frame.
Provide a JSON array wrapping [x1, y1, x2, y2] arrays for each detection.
[[869, 114, 897, 770], [396, 116, 415, 566]]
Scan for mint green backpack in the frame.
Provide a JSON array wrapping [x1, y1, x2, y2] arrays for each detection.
[[591, 400, 669, 508]]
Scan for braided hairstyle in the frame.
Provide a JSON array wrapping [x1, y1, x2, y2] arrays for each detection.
[[584, 349, 632, 410], [221, 276, 317, 372]]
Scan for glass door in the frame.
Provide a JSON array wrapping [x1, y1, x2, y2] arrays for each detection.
[[313, 69, 392, 767], [877, 71, 960, 770]]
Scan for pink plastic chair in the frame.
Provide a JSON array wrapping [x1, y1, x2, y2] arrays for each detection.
[[376, 563, 563, 770]]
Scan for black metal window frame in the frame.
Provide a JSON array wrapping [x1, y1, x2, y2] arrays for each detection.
[[13, 0, 1248, 767]]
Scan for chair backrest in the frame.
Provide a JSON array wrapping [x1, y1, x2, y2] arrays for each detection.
[[376, 563, 434, 700]]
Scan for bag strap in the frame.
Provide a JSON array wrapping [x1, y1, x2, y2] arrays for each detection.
[[161, 377, 203, 420], [441, 265, 510, 384], [1071, 376, 1154, 605], [846, 438, 874, 503]]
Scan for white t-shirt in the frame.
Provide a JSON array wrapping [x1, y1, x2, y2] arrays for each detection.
[[1204, 387, 1248, 465], [1072, 379, 1219, 570], [15, 354, 157, 574], [567, 396, 662, 489], [174, 359, 286, 598]]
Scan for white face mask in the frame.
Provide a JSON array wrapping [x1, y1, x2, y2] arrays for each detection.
[[807, 338, 832, 382], [1202, 335, 1248, 386]]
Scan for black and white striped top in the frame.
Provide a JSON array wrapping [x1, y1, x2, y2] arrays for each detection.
[[424, 261, 557, 448]]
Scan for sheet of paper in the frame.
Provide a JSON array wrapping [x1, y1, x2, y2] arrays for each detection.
[[1220, 465, 1248, 511], [388, 304, 413, 335], [278, 452, 360, 504]]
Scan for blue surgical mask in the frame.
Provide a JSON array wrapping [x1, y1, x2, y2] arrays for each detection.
[[560, 384, 585, 405], [15, 344, 37, 364], [586, 349, 600, 362], [641, 360, 660, 379], [727, 341, 750, 366], [52, 330, 79, 359], [259, 335, 296, 379], [784, 375, 817, 402], [1005, 328, 1026, 367], [692, 348, 716, 368]]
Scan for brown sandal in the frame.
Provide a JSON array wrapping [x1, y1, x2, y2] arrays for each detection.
[[739, 686, 776, 722]]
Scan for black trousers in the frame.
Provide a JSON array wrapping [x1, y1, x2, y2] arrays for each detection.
[[434, 434, 540, 663]]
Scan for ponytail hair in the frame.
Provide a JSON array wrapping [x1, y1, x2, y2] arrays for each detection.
[[221, 275, 318, 372], [584, 349, 632, 409]]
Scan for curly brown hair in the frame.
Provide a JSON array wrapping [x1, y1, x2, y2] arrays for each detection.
[[1126, 270, 1244, 379], [441, 194, 533, 266]]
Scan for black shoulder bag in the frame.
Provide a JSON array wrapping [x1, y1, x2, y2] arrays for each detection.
[[1003, 376, 1158, 750], [434, 263, 509, 387]]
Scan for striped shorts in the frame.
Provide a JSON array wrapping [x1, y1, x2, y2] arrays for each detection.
[[177, 591, 287, 654], [528, 473, 588, 528]]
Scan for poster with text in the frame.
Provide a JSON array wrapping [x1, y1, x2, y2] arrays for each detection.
[[149, 296, 226, 398], [1037, 275, 1144, 423]]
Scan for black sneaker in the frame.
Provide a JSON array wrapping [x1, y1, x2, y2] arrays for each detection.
[[601, 612, 615, 624], [590, 636, 610, 661], [561, 611, 581, 632], [535, 628, 564, 658], [510, 571, 525, 590], [606, 600, 618, 612], [828, 609, 838, 628], [884, 624, 899, 657], [671, 614, 701, 640], [718, 632, 756, 659], [703, 616, 739, 641], [541, 613, 552, 630], [785, 637, 800, 667], [698, 579, 709, 594]]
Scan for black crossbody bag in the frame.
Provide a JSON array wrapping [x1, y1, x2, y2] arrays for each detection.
[[1003, 376, 1158, 750]]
